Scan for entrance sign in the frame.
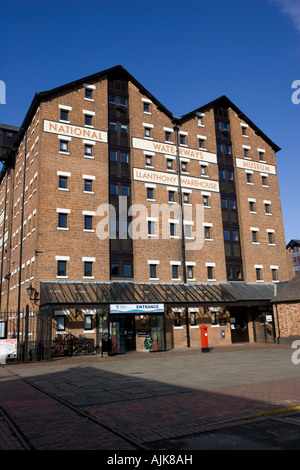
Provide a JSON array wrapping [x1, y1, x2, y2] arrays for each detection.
[[110, 304, 164, 314]]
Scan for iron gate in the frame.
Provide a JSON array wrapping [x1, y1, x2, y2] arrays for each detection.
[[0, 308, 52, 363]]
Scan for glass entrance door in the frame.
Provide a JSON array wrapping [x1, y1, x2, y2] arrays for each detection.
[[109, 315, 136, 354], [149, 315, 165, 351]]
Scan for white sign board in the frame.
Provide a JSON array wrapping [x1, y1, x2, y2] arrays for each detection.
[[0, 339, 17, 364]]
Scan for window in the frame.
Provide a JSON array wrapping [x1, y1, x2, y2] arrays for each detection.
[[109, 121, 117, 131], [145, 127, 151, 138], [170, 223, 176, 237], [249, 201, 256, 212], [265, 203, 271, 214], [185, 225, 192, 238], [148, 221, 155, 235], [242, 126, 247, 136], [124, 264, 132, 277], [84, 215, 93, 230], [211, 312, 218, 326], [165, 131, 171, 142], [268, 231, 275, 244], [199, 139, 205, 149], [219, 170, 225, 180], [57, 316, 66, 332], [180, 134, 185, 145], [85, 88, 93, 100], [120, 98, 127, 107], [121, 186, 130, 196], [197, 115, 204, 126], [172, 264, 179, 279], [252, 230, 259, 243], [174, 312, 181, 327], [232, 231, 239, 241], [149, 264, 157, 279], [85, 144, 93, 157], [59, 176, 68, 189], [167, 159, 173, 170], [187, 265, 194, 279], [110, 184, 117, 195], [272, 269, 278, 281], [84, 315, 93, 331], [246, 172, 253, 184], [203, 195, 209, 207], [85, 114, 93, 126], [57, 260, 66, 277], [181, 161, 188, 173], [147, 187, 154, 200], [200, 165, 207, 176], [143, 102, 150, 113], [60, 109, 69, 121], [110, 151, 117, 161], [111, 264, 119, 276], [0, 321, 7, 339], [221, 199, 227, 209], [60, 140, 69, 153], [262, 175, 268, 186], [205, 226, 211, 240], [190, 312, 197, 325], [215, 121, 230, 132], [84, 261, 93, 277], [145, 155, 152, 166], [256, 268, 262, 281], [207, 266, 214, 280], [168, 190, 175, 202], [183, 193, 189, 204], [84, 179, 93, 193], [121, 124, 128, 134], [58, 213, 67, 228], [259, 152, 264, 161], [224, 230, 230, 241]]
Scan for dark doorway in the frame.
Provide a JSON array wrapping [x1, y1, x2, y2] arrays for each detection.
[[109, 315, 136, 354], [252, 309, 275, 343], [230, 308, 249, 343]]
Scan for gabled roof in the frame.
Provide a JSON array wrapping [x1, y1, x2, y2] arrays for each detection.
[[180, 95, 280, 152], [286, 239, 300, 249], [1, 64, 281, 167]]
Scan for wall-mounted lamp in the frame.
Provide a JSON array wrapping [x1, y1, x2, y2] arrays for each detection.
[[26, 283, 39, 304]]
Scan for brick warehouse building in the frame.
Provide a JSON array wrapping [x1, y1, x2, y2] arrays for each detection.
[[0, 65, 295, 358]]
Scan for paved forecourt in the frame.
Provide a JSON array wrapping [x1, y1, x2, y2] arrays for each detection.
[[1, 344, 300, 450]]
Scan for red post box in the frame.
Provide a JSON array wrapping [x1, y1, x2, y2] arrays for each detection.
[[200, 324, 209, 352]]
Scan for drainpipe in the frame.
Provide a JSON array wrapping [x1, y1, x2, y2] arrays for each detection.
[[274, 283, 280, 344], [17, 131, 27, 345], [173, 122, 190, 348], [0, 171, 8, 311]]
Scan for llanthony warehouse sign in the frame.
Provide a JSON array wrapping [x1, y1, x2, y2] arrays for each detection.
[[133, 168, 220, 192]]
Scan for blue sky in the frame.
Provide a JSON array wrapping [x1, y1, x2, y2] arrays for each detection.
[[1, 0, 299, 242]]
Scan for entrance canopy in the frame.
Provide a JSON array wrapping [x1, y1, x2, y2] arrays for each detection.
[[40, 280, 276, 308]]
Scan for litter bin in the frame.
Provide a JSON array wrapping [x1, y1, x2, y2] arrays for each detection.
[[102, 335, 112, 356]]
